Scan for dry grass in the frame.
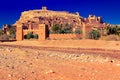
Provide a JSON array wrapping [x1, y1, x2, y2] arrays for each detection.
[[101, 35, 120, 41]]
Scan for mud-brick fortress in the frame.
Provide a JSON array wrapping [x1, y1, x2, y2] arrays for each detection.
[[14, 7, 109, 41]]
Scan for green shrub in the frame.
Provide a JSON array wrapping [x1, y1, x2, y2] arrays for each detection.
[[61, 24, 72, 34], [61, 28, 72, 34], [107, 26, 120, 35], [26, 32, 33, 39], [9, 27, 16, 35], [0, 34, 9, 40], [34, 34, 38, 39], [103, 35, 120, 41], [89, 30, 101, 40], [51, 24, 62, 34], [25, 32, 38, 39], [0, 30, 4, 36], [9, 34, 16, 39], [50, 23, 73, 34], [74, 30, 82, 34]]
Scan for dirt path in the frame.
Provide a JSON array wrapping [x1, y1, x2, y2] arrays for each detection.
[[0, 42, 120, 59], [1, 39, 120, 49]]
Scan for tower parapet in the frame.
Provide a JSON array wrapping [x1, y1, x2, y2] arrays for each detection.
[[42, 6, 47, 11]]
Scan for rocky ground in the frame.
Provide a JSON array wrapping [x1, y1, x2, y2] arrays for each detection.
[[0, 45, 120, 80]]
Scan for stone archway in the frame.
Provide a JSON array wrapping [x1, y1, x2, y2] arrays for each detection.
[[16, 24, 47, 41]]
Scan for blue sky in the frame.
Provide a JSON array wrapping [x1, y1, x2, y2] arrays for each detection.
[[0, 0, 120, 28]]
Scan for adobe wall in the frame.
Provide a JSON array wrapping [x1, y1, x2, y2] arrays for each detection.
[[16, 25, 23, 41], [38, 24, 47, 41], [23, 30, 40, 35], [16, 22, 89, 41], [85, 26, 93, 39], [16, 24, 47, 41], [49, 34, 82, 40]]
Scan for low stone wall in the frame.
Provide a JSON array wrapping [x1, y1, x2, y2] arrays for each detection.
[[49, 34, 82, 40]]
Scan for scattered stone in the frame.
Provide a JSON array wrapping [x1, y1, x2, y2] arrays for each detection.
[[110, 60, 115, 63], [6, 48, 13, 52], [95, 70, 98, 73], [28, 63, 33, 68], [11, 66, 14, 69], [34, 56, 39, 60], [5, 57, 8, 60], [78, 74, 83, 77], [35, 51, 39, 54], [8, 74, 13, 77], [81, 68, 86, 71], [23, 60, 27, 63], [0, 46, 120, 80], [45, 70, 55, 74], [76, 55, 80, 57], [19, 77, 26, 80], [31, 71, 35, 74], [6, 65, 10, 68], [48, 63, 52, 66], [116, 64, 120, 66]]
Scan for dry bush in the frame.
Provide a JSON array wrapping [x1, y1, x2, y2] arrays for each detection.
[[0, 34, 9, 40], [102, 35, 120, 41]]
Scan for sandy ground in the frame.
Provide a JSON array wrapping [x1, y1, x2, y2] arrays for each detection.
[[1, 39, 120, 50], [0, 40, 120, 80]]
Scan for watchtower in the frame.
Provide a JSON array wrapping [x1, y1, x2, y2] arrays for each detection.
[[42, 6, 47, 11]]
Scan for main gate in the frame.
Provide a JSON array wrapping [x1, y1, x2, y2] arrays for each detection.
[[16, 24, 48, 41]]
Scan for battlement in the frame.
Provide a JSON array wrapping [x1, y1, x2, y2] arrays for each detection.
[[88, 15, 96, 19], [87, 15, 103, 23], [42, 6, 47, 11]]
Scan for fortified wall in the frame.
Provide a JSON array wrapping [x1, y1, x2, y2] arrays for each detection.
[[14, 6, 82, 31], [14, 7, 109, 40]]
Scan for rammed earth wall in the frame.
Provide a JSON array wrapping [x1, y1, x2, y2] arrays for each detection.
[[49, 34, 82, 40]]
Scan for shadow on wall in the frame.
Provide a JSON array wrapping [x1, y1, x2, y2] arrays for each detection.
[[0, 40, 16, 42]]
